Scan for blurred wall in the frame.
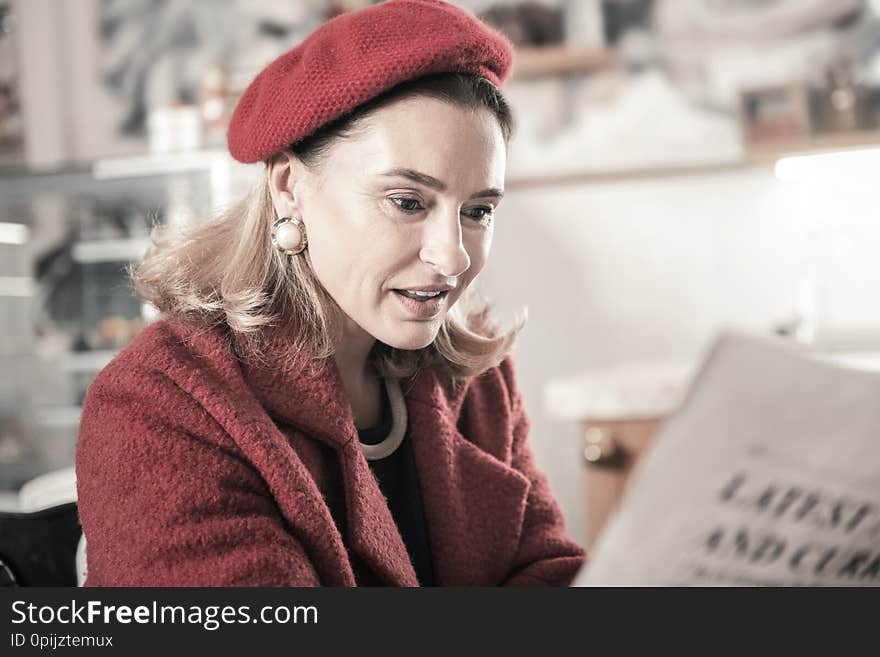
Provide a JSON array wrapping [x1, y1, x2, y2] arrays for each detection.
[[481, 165, 880, 545]]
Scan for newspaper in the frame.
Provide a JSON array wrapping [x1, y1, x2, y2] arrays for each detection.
[[574, 331, 880, 587]]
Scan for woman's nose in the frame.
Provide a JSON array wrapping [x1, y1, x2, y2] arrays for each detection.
[[419, 211, 471, 278]]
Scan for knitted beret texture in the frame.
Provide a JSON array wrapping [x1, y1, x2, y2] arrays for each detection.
[[227, 0, 515, 163]]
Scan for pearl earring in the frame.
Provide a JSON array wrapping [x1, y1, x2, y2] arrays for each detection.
[[272, 217, 308, 255]]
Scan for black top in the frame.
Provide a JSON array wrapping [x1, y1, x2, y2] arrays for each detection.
[[357, 381, 435, 587]]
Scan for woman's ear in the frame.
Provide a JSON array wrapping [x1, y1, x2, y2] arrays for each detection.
[[267, 150, 302, 218]]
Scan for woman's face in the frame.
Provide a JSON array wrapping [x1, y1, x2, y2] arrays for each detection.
[[279, 96, 507, 351]]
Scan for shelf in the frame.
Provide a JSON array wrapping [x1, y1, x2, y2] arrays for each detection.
[[506, 158, 750, 189], [34, 406, 82, 429], [507, 129, 880, 189], [0, 165, 103, 199], [512, 46, 616, 80], [806, 326, 880, 353], [9, 132, 879, 195], [0, 160, 184, 201], [0, 276, 37, 297], [0, 150, 235, 184], [71, 238, 151, 264], [92, 149, 232, 180], [60, 350, 118, 373], [0, 162, 93, 180], [0, 149, 250, 183], [813, 352, 880, 372], [746, 129, 880, 160], [92, 149, 260, 208]]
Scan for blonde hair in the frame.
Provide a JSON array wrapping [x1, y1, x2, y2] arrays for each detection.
[[131, 73, 526, 385]]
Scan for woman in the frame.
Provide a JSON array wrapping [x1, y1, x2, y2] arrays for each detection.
[[75, 0, 585, 586]]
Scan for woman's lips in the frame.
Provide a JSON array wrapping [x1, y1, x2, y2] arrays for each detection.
[[392, 289, 447, 318]]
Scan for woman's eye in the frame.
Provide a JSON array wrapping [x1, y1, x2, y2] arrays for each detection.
[[390, 197, 494, 224], [390, 197, 425, 213], [463, 206, 495, 224]]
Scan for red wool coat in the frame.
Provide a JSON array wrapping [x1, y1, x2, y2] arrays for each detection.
[[75, 319, 586, 586]]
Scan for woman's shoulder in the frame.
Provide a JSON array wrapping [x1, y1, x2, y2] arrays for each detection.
[[77, 318, 250, 459], [80, 318, 244, 430], [449, 354, 524, 415], [91, 317, 237, 390]]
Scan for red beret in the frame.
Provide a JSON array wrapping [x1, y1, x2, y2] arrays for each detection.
[[227, 0, 514, 164]]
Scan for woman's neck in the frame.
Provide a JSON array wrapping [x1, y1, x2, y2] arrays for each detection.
[[334, 319, 381, 430]]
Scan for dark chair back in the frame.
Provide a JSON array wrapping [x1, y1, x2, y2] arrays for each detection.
[[0, 502, 81, 586]]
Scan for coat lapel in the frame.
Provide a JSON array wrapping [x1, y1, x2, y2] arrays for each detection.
[[336, 440, 419, 586], [240, 328, 418, 586], [239, 326, 531, 586], [405, 374, 532, 586]]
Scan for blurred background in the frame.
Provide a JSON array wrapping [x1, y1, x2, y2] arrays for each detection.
[[2, 0, 880, 554]]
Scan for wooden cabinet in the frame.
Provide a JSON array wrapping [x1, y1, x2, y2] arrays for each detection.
[[581, 416, 665, 550], [544, 361, 695, 550]]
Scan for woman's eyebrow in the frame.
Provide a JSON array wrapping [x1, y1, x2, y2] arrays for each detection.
[[378, 167, 504, 199]]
